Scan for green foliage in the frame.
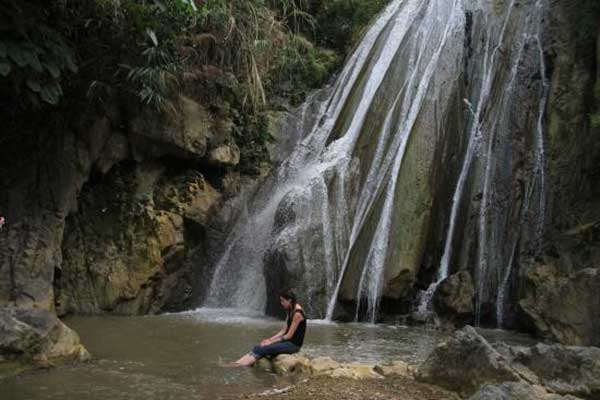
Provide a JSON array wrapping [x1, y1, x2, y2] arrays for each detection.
[[123, 46, 181, 111], [574, 0, 600, 62], [233, 111, 274, 174], [0, 1, 78, 106], [118, 0, 197, 46], [592, 81, 600, 129], [273, 34, 339, 103], [197, 0, 229, 26], [310, 0, 390, 52]]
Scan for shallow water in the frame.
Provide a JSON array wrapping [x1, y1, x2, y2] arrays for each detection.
[[2, 308, 534, 399]]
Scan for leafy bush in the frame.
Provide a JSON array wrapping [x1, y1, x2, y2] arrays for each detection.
[[310, 0, 390, 52], [592, 81, 600, 129], [123, 46, 181, 111], [0, 1, 78, 106], [272, 34, 340, 103], [574, 0, 600, 62]]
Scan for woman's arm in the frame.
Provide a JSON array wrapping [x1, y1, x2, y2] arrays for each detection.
[[261, 319, 288, 345], [280, 312, 303, 341]]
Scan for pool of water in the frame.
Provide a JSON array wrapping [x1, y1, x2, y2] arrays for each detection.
[[1, 308, 534, 400]]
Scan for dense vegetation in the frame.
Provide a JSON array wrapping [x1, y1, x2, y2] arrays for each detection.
[[575, 0, 600, 129], [0, 0, 389, 172]]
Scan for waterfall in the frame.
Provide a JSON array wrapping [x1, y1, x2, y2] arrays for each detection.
[[203, 0, 550, 323], [496, 11, 550, 327], [471, 0, 549, 326]]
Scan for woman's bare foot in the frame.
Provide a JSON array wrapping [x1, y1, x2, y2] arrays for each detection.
[[231, 353, 257, 367]]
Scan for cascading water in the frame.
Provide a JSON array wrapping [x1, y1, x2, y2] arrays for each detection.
[[203, 0, 550, 324], [417, 0, 549, 323], [470, 0, 549, 326]]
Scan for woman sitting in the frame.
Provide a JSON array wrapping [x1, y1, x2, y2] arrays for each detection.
[[230, 289, 307, 367]]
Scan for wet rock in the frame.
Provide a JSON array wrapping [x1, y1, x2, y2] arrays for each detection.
[[0, 308, 89, 363], [469, 382, 583, 400], [310, 356, 341, 374], [255, 357, 272, 372], [432, 270, 475, 323], [518, 264, 600, 346], [264, 111, 286, 163], [264, 181, 339, 318], [258, 354, 385, 380], [326, 364, 382, 380], [417, 326, 524, 397], [271, 353, 311, 374], [374, 360, 415, 378], [0, 310, 44, 358]]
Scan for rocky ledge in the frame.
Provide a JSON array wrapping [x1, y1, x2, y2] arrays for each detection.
[[255, 354, 415, 380], [418, 326, 600, 399], [259, 326, 599, 400]]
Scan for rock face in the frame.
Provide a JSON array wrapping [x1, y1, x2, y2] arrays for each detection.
[[56, 165, 221, 315], [518, 264, 600, 346], [512, 0, 600, 344], [418, 326, 600, 400], [0, 94, 245, 364]]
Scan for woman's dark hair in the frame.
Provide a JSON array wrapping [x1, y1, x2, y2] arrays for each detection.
[[279, 288, 297, 310]]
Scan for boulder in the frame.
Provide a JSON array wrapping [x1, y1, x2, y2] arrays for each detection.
[[129, 96, 211, 160], [432, 270, 475, 323], [511, 344, 600, 399], [417, 326, 525, 397], [0, 308, 89, 363], [469, 382, 583, 400], [271, 353, 311, 374], [257, 354, 385, 380], [518, 265, 600, 346]]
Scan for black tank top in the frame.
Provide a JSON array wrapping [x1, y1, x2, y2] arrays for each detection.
[[285, 308, 307, 347]]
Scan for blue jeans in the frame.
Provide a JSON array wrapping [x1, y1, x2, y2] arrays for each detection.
[[251, 341, 300, 359]]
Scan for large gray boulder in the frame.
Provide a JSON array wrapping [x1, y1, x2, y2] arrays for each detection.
[[469, 382, 583, 400], [417, 326, 526, 397], [0, 308, 89, 363], [511, 344, 600, 399], [518, 265, 600, 346], [419, 326, 600, 399]]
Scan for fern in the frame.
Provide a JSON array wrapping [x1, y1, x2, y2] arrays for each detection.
[[124, 46, 180, 111]]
